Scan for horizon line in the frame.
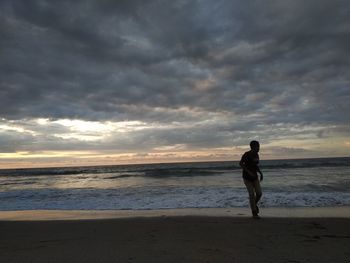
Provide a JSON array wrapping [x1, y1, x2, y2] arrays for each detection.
[[1, 155, 349, 171]]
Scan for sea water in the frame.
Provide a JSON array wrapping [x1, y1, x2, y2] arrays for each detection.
[[0, 157, 349, 210]]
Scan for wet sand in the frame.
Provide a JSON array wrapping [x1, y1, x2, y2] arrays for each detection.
[[0, 208, 349, 263]]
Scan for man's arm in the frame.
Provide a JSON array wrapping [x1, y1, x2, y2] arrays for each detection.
[[257, 166, 263, 181]]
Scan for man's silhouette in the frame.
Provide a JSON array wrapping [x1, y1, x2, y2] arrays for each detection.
[[240, 140, 263, 219]]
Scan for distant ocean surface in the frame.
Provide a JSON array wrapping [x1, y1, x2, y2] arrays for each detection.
[[0, 157, 349, 211]]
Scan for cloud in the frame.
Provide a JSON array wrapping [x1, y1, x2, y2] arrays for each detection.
[[0, 0, 349, 163]]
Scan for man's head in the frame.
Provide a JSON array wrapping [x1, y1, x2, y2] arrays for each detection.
[[250, 140, 260, 152]]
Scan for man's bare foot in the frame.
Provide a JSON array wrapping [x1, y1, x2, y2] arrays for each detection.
[[252, 213, 260, 219]]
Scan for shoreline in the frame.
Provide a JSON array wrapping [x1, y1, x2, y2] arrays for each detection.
[[0, 206, 349, 221]]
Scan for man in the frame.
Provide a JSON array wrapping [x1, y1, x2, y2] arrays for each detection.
[[239, 140, 263, 219]]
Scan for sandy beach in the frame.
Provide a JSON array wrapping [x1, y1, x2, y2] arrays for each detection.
[[0, 208, 349, 263]]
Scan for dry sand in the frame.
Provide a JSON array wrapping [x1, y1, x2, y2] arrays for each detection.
[[0, 208, 349, 263]]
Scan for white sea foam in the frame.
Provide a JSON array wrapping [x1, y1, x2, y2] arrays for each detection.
[[0, 186, 349, 210], [1, 158, 349, 210]]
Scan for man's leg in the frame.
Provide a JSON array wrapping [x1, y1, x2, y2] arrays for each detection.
[[253, 179, 262, 203], [252, 179, 262, 213], [244, 179, 258, 215]]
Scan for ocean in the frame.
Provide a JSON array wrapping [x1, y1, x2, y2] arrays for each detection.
[[0, 157, 349, 211]]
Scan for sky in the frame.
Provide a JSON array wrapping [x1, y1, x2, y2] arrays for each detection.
[[0, 0, 350, 168]]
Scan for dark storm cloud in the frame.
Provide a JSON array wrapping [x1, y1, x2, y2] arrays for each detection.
[[0, 0, 350, 155]]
